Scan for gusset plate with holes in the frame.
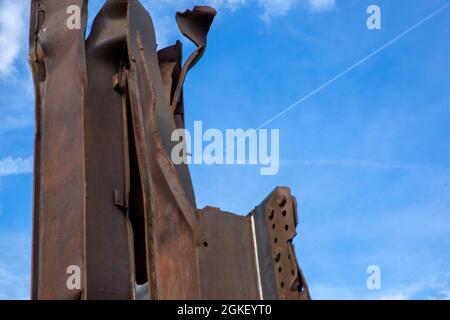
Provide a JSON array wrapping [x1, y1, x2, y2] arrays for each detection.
[[29, 0, 310, 300], [196, 187, 310, 300], [251, 187, 310, 300]]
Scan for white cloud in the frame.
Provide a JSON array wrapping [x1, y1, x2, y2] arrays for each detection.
[[283, 158, 418, 170], [0, 157, 33, 177], [258, 0, 336, 21], [440, 289, 450, 300], [0, 1, 28, 77], [0, 0, 337, 77], [0, 233, 31, 300], [258, 0, 296, 22], [379, 293, 408, 300], [311, 275, 450, 300], [140, 0, 336, 45], [307, 0, 336, 12], [309, 283, 358, 300], [208, 0, 249, 11], [378, 278, 450, 301]]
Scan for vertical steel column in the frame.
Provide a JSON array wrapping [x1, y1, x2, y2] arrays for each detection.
[[29, 0, 88, 300]]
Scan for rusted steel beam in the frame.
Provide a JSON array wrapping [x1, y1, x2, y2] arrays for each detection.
[[198, 188, 310, 300], [84, 0, 134, 299], [29, 0, 88, 300], [126, 1, 210, 299], [250, 187, 310, 300], [29, 0, 310, 300]]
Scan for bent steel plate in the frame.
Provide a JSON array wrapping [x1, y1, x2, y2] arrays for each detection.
[[198, 188, 310, 300], [29, 0, 310, 300]]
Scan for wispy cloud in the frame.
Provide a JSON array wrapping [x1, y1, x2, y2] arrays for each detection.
[[283, 158, 419, 170], [379, 293, 408, 300], [312, 276, 450, 300], [0, 157, 33, 177], [139, 0, 336, 45], [379, 276, 450, 300], [439, 289, 450, 300], [0, 0, 337, 76], [303, 185, 450, 300], [0, 233, 31, 300], [0, 2, 33, 133], [307, 0, 336, 12], [0, 1, 28, 77], [0, 263, 27, 299], [258, 0, 336, 21], [258, 0, 296, 21]]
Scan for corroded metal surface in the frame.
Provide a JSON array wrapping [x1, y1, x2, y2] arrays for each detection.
[[198, 188, 310, 300], [29, 0, 88, 300], [29, 0, 310, 300], [198, 207, 260, 300], [251, 188, 310, 300]]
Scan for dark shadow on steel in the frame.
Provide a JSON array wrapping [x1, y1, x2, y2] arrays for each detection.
[[29, 0, 310, 300]]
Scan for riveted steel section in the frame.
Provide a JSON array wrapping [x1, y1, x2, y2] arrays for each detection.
[[251, 188, 310, 300]]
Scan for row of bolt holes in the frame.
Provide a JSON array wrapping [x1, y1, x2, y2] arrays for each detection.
[[269, 198, 295, 290], [269, 212, 289, 236], [269, 197, 290, 244]]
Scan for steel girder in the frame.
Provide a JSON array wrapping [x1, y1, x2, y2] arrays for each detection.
[[29, 0, 310, 300]]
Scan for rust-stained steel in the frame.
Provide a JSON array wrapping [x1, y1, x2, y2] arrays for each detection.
[[29, 0, 310, 300], [29, 0, 88, 300], [198, 188, 310, 300]]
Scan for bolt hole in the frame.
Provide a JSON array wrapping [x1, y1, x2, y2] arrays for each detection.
[[285, 224, 289, 231], [203, 241, 208, 248], [280, 282, 285, 288], [274, 238, 278, 244], [278, 267, 282, 273], [269, 209, 275, 220], [275, 253, 281, 262], [279, 198, 287, 208], [288, 254, 291, 260], [272, 224, 275, 229], [291, 270, 295, 276], [282, 210, 287, 217]]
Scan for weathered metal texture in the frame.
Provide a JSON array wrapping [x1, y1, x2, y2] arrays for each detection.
[[158, 41, 184, 129], [30, 0, 310, 300], [125, 1, 209, 299], [251, 187, 310, 300], [197, 188, 310, 300], [29, 0, 88, 300], [198, 208, 260, 300], [84, 0, 134, 299]]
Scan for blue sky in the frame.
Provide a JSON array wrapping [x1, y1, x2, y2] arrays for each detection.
[[1, 0, 450, 300]]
